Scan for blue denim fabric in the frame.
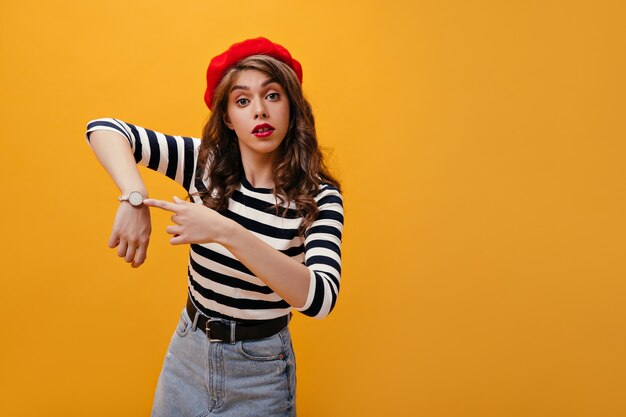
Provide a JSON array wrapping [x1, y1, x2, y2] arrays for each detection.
[[151, 307, 296, 417]]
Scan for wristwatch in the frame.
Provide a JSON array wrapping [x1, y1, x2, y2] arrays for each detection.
[[118, 191, 145, 207]]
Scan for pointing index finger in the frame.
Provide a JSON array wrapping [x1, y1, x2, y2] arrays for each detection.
[[143, 198, 180, 213]]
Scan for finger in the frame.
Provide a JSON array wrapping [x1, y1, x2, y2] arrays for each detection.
[[125, 243, 137, 263], [143, 199, 179, 213], [171, 213, 181, 224], [170, 234, 186, 245], [132, 244, 148, 268], [172, 196, 188, 204], [108, 232, 120, 248], [117, 240, 128, 258], [166, 225, 184, 236]]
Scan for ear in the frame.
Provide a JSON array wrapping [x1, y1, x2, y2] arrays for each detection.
[[223, 113, 234, 130]]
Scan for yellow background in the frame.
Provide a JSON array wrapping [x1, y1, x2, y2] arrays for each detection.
[[1, 1, 625, 416]]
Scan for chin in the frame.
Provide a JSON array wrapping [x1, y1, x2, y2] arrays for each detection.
[[253, 141, 282, 153]]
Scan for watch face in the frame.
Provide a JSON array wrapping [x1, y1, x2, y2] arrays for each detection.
[[128, 191, 144, 206]]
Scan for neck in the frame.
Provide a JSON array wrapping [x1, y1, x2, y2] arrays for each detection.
[[240, 152, 275, 189]]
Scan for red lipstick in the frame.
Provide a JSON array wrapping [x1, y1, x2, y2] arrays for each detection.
[[252, 123, 275, 138]]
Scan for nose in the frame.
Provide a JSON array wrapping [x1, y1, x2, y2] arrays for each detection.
[[253, 100, 268, 119]]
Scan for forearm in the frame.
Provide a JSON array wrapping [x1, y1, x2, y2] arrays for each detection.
[[142, 197, 326, 311], [88, 130, 148, 196], [221, 222, 310, 309], [87, 129, 152, 268]]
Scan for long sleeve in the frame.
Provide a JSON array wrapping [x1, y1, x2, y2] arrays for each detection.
[[84, 117, 345, 321], [295, 185, 344, 319], [86, 118, 200, 192]]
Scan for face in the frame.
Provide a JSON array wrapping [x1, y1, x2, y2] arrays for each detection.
[[224, 69, 290, 164]]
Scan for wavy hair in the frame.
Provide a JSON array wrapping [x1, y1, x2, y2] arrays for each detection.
[[195, 55, 340, 233]]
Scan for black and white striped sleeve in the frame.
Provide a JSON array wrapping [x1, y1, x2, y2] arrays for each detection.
[[85, 118, 200, 191], [295, 186, 344, 319]]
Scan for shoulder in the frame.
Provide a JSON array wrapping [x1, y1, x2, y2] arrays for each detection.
[[315, 183, 343, 208], [305, 184, 344, 237]]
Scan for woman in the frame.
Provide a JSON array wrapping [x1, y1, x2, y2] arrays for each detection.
[[86, 37, 343, 416]]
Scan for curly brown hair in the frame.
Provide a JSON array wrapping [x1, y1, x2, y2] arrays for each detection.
[[195, 55, 341, 233]]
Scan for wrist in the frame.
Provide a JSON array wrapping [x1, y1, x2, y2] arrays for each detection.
[[120, 186, 148, 197], [119, 190, 148, 207], [218, 218, 242, 248]]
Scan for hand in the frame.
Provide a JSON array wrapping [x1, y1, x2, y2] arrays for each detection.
[[144, 196, 234, 245], [108, 202, 151, 268]]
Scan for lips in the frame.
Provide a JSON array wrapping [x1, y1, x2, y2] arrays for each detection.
[[252, 123, 275, 138]]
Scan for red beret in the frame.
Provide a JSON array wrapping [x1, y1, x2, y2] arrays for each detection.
[[204, 37, 303, 110]]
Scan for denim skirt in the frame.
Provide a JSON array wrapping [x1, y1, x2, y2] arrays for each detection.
[[150, 307, 296, 417]]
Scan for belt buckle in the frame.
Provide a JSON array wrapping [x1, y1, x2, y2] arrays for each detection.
[[206, 318, 225, 342]]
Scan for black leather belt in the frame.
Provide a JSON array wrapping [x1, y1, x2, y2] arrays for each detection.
[[186, 297, 289, 343]]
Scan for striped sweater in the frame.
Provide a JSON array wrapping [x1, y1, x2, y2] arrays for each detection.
[[86, 118, 343, 320]]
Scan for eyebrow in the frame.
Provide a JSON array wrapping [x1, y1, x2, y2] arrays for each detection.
[[230, 78, 280, 93]]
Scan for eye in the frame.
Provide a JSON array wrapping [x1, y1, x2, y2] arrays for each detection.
[[236, 98, 250, 106], [266, 92, 279, 101]]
